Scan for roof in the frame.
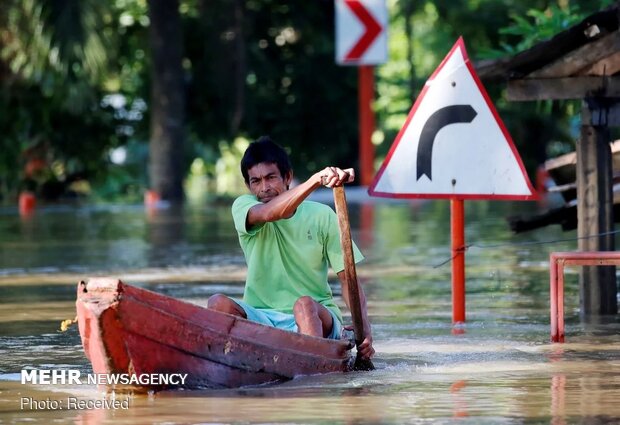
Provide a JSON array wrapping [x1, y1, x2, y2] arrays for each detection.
[[476, 4, 620, 82]]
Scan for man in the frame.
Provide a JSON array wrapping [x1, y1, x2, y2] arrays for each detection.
[[208, 136, 374, 361]]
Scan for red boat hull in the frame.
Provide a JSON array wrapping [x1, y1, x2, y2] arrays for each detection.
[[76, 278, 354, 390]]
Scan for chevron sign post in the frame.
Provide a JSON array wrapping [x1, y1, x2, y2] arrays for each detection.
[[335, 0, 388, 185]]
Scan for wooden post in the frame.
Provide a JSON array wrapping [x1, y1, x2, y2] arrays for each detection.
[[577, 99, 617, 316]]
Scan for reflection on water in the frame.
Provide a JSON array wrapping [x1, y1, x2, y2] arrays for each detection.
[[1, 192, 620, 424]]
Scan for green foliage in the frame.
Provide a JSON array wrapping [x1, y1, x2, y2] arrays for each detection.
[[1, 0, 111, 108], [0, 0, 615, 202], [500, 5, 581, 54], [214, 137, 250, 195], [480, 1, 616, 58], [0, 0, 148, 201], [185, 0, 359, 180]]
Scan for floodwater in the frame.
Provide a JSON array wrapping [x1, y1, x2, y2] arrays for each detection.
[[0, 188, 619, 424]]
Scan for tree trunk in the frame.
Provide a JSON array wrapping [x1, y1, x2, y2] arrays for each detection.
[[230, 0, 246, 136], [147, 0, 185, 202]]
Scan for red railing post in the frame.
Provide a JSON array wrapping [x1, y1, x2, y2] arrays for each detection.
[[549, 251, 620, 343], [550, 253, 559, 342], [557, 260, 565, 343]]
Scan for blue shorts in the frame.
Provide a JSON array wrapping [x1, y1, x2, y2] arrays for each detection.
[[233, 299, 343, 340]]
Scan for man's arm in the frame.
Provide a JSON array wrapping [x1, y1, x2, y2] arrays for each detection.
[[337, 270, 374, 360], [247, 167, 354, 227]]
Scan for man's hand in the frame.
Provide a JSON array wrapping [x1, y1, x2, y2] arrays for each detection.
[[344, 325, 375, 360], [317, 167, 355, 188], [357, 335, 375, 360]]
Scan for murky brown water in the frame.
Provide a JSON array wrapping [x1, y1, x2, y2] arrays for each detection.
[[1, 190, 619, 424]]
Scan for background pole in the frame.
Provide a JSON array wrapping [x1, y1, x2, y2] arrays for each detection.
[[358, 65, 375, 186]]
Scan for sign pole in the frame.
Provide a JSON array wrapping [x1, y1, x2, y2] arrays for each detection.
[[359, 65, 375, 186], [451, 198, 466, 324]]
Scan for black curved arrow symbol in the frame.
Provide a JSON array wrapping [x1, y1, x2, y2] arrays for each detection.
[[416, 105, 477, 181]]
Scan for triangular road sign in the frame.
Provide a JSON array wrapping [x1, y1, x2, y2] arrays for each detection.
[[369, 37, 537, 200]]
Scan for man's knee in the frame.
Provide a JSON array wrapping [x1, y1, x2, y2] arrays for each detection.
[[294, 296, 333, 337], [208, 294, 245, 317], [293, 296, 317, 318]]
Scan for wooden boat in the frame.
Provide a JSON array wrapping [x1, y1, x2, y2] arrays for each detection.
[[543, 140, 620, 203], [76, 278, 355, 390], [77, 187, 372, 390], [508, 140, 620, 233]]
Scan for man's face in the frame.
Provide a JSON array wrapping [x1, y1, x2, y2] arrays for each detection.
[[247, 162, 291, 203]]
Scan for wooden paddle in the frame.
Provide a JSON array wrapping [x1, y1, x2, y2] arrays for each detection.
[[333, 185, 375, 371]]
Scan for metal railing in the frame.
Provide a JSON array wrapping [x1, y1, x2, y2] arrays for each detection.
[[549, 251, 620, 342]]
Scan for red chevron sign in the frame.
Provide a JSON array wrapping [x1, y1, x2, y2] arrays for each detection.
[[336, 0, 387, 65]]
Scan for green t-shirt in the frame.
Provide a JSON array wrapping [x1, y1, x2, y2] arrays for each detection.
[[232, 194, 364, 322]]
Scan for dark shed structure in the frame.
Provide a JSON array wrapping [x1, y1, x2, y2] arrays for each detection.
[[476, 3, 620, 316]]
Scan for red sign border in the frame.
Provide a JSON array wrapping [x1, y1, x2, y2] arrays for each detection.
[[368, 37, 538, 201]]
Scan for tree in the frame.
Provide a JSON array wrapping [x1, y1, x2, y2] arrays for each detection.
[[0, 0, 119, 200], [147, 0, 185, 202], [2, 0, 612, 202]]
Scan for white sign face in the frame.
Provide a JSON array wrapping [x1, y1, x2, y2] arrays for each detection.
[[335, 0, 388, 65], [369, 37, 536, 200]]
